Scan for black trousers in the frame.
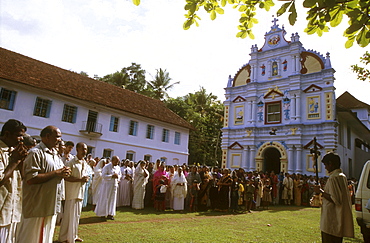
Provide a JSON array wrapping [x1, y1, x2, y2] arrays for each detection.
[[321, 231, 342, 243]]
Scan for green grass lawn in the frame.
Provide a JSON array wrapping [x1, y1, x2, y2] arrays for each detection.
[[54, 205, 364, 242]]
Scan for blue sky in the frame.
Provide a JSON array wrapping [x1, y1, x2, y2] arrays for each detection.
[[1, 0, 369, 103]]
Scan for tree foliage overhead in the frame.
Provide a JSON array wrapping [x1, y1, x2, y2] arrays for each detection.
[[133, 0, 370, 48], [351, 51, 370, 81], [165, 87, 224, 166]]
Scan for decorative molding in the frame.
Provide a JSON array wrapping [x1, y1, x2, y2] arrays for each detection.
[[232, 96, 246, 103], [303, 84, 323, 93], [228, 141, 244, 150]]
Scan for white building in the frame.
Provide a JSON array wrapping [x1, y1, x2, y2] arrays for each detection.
[[0, 47, 192, 164], [221, 19, 370, 178]]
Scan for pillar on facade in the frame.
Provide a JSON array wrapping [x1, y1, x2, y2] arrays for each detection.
[[250, 146, 256, 171], [296, 94, 301, 122], [243, 147, 249, 169], [296, 147, 302, 173], [288, 146, 294, 173]]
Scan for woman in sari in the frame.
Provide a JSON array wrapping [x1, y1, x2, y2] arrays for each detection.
[[117, 161, 134, 207], [216, 168, 232, 212], [198, 174, 211, 211], [132, 161, 149, 209], [171, 167, 187, 211], [153, 162, 167, 197]]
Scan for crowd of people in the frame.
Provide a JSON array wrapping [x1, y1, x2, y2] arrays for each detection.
[[0, 119, 357, 243], [87, 157, 357, 215]]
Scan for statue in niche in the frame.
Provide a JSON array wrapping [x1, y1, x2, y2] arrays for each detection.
[[272, 61, 278, 76], [282, 60, 287, 71], [261, 64, 266, 76]]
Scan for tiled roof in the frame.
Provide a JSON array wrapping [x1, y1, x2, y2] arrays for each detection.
[[336, 91, 370, 111], [0, 47, 192, 130]]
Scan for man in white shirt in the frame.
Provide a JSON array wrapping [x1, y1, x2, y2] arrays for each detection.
[[0, 119, 28, 243], [282, 173, 293, 205], [314, 152, 354, 243], [59, 142, 89, 243]]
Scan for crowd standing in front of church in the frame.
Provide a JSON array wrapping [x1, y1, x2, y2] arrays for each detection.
[[0, 119, 358, 243]]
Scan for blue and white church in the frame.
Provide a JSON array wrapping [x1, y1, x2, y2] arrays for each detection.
[[221, 19, 370, 178]]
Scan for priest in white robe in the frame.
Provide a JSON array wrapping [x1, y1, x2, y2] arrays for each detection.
[[94, 156, 121, 220]]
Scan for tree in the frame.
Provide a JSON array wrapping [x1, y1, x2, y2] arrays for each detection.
[[165, 87, 224, 166], [148, 68, 180, 100], [100, 63, 147, 93], [132, 0, 370, 48], [351, 51, 370, 81], [79, 71, 89, 77]]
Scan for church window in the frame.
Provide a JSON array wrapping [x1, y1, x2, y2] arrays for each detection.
[[265, 101, 281, 124]]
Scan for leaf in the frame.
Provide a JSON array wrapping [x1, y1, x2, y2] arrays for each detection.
[[346, 23, 363, 35], [221, 0, 227, 7], [277, 2, 290, 16], [303, 0, 316, 8], [305, 26, 317, 35], [183, 19, 193, 30], [356, 28, 370, 47], [215, 7, 224, 14], [345, 37, 355, 48], [329, 7, 343, 27], [210, 10, 216, 20], [132, 0, 140, 6], [288, 3, 297, 25]]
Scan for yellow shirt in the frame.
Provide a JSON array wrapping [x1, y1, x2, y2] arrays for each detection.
[[65, 156, 87, 200]]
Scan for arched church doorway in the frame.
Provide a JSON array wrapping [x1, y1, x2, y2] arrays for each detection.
[[263, 147, 281, 174]]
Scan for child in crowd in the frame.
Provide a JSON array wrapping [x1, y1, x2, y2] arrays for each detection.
[[189, 179, 200, 212], [262, 179, 272, 210], [230, 176, 240, 213], [244, 179, 255, 213], [154, 180, 167, 211]]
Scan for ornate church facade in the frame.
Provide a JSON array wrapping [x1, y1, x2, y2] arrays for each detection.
[[221, 19, 370, 178]]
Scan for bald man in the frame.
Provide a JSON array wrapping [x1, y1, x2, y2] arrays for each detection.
[[59, 142, 89, 243], [16, 126, 71, 243], [94, 156, 121, 220]]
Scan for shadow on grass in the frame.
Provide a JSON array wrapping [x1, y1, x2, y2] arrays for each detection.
[[80, 216, 107, 225], [79, 204, 319, 225]]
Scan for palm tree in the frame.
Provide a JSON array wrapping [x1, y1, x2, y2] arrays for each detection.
[[148, 68, 179, 100]]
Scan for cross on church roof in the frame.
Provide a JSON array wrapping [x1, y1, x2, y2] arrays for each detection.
[[272, 17, 278, 26]]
